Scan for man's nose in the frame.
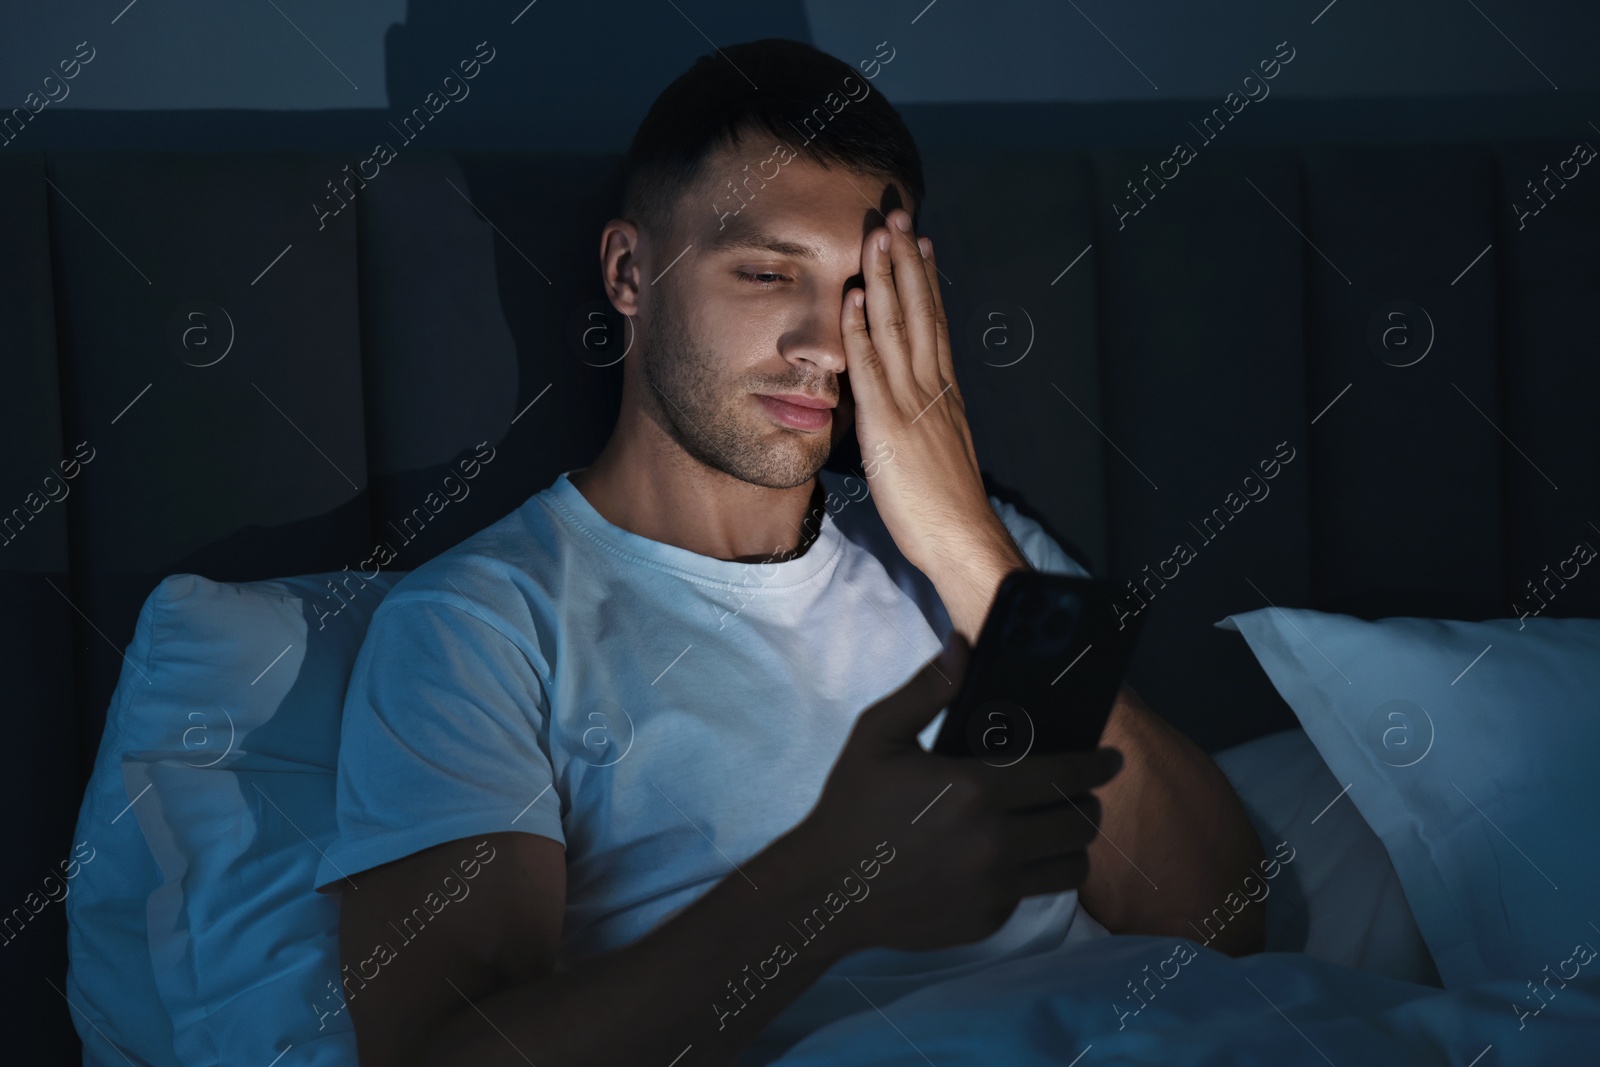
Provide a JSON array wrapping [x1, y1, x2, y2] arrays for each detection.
[[785, 295, 852, 376]]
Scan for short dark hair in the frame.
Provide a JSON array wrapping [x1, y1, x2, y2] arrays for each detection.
[[619, 38, 925, 248]]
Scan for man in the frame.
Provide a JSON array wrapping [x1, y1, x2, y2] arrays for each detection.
[[314, 37, 1264, 1067]]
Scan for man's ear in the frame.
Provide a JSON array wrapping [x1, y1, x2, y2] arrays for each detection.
[[601, 218, 644, 316]]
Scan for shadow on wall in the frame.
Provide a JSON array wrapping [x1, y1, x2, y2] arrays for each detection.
[[381, 0, 813, 151]]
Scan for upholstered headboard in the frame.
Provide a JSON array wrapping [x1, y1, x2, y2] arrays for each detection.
[[4, 138, 1597, 1046]]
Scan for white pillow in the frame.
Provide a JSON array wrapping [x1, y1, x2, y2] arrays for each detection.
[[1210, 726, 1440, 986], [110, 570, 404, 1066], [65, 633, 182, 1067], [1218, 609, 1600, 989]]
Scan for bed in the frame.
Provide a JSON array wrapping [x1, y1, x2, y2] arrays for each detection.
[[64, 571, 1600, 1065]]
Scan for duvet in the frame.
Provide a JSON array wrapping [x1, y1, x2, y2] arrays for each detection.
[[768, 932, 1600, 1065]]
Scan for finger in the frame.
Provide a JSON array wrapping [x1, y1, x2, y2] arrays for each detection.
[[984, 746, 1123, 811], [918, 235, 957, 388], [1046, 747, 1124, 803], [884, 209, 940, 392], [1054, 745, 1124, 784], [999, 802, 1100, 866], [1050, 790, 1105, 843], [840, 284, 888, 421], [862, 223, 916, 402], [854, 631, 968, 747]]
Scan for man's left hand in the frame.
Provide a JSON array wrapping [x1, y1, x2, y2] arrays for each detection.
[[840, 207, 1022, 585]]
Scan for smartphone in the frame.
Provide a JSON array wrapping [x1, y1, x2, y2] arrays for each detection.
[[931, 570, 1144, 762]]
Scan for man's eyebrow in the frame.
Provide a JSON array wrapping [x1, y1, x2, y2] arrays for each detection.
[[706, 227, 825, 261]]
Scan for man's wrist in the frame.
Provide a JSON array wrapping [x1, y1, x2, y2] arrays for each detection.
[[917, 515, 1030, 641], [918, 511, 1026, 580]]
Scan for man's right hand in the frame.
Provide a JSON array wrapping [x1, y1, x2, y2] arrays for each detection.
[[788, 631, 1124, 954]]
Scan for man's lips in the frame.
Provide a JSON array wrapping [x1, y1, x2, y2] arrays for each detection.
[[759, 393, 836, 410], [756, 393, 834, 430]]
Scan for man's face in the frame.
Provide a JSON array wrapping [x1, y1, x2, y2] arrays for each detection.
[[636, 138, 913, 490]]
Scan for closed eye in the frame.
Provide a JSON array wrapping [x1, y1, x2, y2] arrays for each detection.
[[734, 270, 790, 288]]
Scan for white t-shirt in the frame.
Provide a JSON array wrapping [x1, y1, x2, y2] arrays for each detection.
[[315, 467, 1111, 1063]]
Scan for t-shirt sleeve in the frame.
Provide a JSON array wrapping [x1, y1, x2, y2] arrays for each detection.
[[988, 495, 1092, 579], [313, 595, 564, 894]]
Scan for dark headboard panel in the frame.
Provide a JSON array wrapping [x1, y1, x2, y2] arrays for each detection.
[[4, 139, 1597, 928]]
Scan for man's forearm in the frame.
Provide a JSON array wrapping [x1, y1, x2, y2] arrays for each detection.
[[1081, 685, 1266, 956], [918, 518, 1266, 955], [418, 825, 859, 1067]]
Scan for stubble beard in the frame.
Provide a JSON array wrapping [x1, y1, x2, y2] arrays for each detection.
[[641, 281, 837, 491]]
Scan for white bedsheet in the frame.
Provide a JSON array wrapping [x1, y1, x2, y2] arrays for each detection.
[[768, 932, 1600, 1065]]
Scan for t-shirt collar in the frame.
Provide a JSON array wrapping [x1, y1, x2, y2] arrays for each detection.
[[539, 469, 845, 590]]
